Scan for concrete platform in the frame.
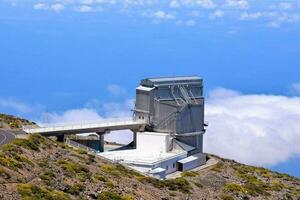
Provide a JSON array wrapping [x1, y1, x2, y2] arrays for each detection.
[[165, 157, 218, 179]]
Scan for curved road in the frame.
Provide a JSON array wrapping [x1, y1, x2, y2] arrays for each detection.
[[0, 129, 15, 148]]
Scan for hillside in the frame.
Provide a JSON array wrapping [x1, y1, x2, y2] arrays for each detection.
[[0, 113, 36, 129], [0, 115, 299, 200]]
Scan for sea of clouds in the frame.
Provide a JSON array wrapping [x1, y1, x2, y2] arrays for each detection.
[[1, 86, 300, 167], [204, 87, 300, 166]]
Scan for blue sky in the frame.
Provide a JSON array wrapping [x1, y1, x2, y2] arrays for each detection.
[[0, 0, 300, 177]]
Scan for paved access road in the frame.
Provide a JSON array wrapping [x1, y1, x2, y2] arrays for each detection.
[[0, 129, 15, 148]]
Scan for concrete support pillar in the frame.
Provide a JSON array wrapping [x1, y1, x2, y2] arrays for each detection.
[[57, 135, 65, 142], [97, 133, 105, 152], [133, 132, 137, 149]]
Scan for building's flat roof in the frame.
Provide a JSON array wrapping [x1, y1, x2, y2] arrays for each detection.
[[98, 149, 186, 166], [136, 85, 154, 91], [177, 155, 198, 164], [141, 76, 202, 87], [146, 76, 201, 83], [149, 167, 166, 174]]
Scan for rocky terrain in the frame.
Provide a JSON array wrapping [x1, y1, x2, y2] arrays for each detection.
[[0, 113, 36, 129], [0, 114, 299, 200]]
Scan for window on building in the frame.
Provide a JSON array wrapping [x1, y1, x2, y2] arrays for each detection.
[[173, 163, 175, 168], [166, 166, 168, 171]]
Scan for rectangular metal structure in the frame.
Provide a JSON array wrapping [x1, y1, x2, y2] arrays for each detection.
[[134, 76, 205, 155]]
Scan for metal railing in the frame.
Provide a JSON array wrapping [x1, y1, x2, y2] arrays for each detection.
[[23, 117, 133, 129], [23, 118, 147, 134]]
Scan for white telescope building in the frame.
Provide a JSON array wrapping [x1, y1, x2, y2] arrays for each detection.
[[101, 76, 207, 178], [24, 76, 207, 179]]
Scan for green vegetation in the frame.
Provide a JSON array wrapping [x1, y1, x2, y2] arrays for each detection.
[[9, 134, 45, 151], [105, 181, 115, 189], [193, 181, 203, 188], [221, 194, 235, 200], [55, 141, 71, 150], [223, 183, 245, 194], [226, 164, 288, 196], [1, 142, 22, 153], [87, 153, 95, 163], [273, 172, 300, 182], [169, 192, 176, 197], [17, 183, 71, 200], [211, 162, 224, 172], [163, 177, 192, 193], [39, 170, 55, 184], [58, 159, 90, 181], [9, 121, 19, 129], [243, 181, 270, 196], [97, 191, 132, 200], [94, 173, 115, 189], [100, 164, 143, 179], [139, 177, 192, 193], [0, 113, 36, 129], [75, 148, 87, 155], [0, 154, 23, 169], [66, 183, 85, 195], [0, 138, 36, 170], [100, 164, 121, 177], [95, 174, 109, 182], [37, 159, 49, 168], [0, 146, 34, 170], [181, 171, 198, 177]]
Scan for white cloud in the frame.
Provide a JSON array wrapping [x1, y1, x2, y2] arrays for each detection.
[[106, 84, 127, 96], [195, 0, 216, 9], [170, 0, 180, 8], [278, 2, 293, 10], [33, 3, 64, 12], [16, 84, 300, 164], [45, 99, 134, 144], [78, 5, 93, 12], [225, 0, 249, 9], [185, 19, 196, 26], [101, 99, 134, 118], [0, 98, 33, 113], [79, 0, 94, 5], [240, 12, 261, 20], [46, 108, 104, 124], [204, 87, 300, 166], [33, 3, 48, 10], [268, 13, 300, 28], [175, 0, 216, 9], [152, 10, 175, 20], [6, 0, 300, 28], [176, 19, 196, 26], [209, 10, 224, 20], [50, 3, 64, 12]]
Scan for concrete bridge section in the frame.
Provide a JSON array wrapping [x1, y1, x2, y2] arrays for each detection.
[[23, 119, 147, 136], [23, 119, 147, 152]]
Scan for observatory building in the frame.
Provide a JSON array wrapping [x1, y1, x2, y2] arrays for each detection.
[[100, 76, 207, 178], [24, 75, 207, 179], [134, 76, 205, 155]]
